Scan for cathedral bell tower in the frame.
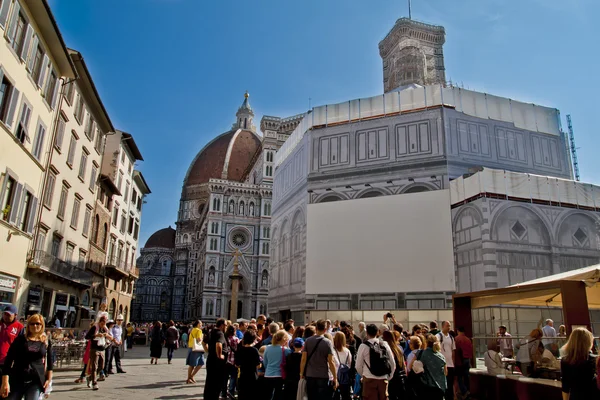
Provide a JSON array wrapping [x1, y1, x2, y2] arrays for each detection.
[[235, 91, 256, 132], [379, 18, 446, 92]]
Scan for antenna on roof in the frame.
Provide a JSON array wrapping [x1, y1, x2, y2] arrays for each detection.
[[408, 0, 412, 19], [309, 97, 312, 110]]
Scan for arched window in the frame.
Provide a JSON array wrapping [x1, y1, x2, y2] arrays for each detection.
[[206, 299, 214, 316], [244, 118, 247, 129], [109, 299, 116, 320], [161, 259, 171, 276], [239, 201, 245, 215], [102, 223, 108, 249], [92, 215, 100, 244]]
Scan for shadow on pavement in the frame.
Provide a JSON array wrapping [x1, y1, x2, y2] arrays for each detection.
[[122, 380, 193, 390], [155, 395, 203, 399]]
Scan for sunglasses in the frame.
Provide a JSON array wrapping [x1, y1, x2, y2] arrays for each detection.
[[30, 322, 42, 326]]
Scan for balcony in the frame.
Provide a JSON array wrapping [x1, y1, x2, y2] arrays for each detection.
[[28, 251, 93, 288], [105, 256, 130, 281]]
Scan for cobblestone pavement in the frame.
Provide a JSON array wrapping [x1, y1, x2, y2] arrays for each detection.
[[51, 345, 207, 399]]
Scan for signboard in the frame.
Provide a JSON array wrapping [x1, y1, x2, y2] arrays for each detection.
[[27, 288, 42, 305], [0, 274, 17, 292], [55, 293, 68, 306]]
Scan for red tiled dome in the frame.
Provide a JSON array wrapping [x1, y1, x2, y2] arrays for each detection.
[[184, 129, 261, 186], [144, 227, 176, 249]]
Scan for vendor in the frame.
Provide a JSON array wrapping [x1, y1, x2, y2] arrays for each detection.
[[484, 340, 505, 376]]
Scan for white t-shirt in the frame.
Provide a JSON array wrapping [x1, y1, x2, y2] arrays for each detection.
[[438, 332, 456, 368], [333, 348, 352, 374], [406, 350, 419, 371], [484, 350, 504, 376]]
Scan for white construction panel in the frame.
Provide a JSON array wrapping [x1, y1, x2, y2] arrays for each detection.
[[450, 176, 463, 204], [425, 85, 443, 108], [361, 96, 384, 119], [463, 173, 482, 200], [384, 92, 401, 115], [560, 181, 578, 205], [576, 183, 596, 208], [529, 175, 550, 201], [505, 170, 530, 199], [306, 190, 456, 294], [313, 105, 327, 126], [400, 87, 426, 111], [460, 89, 477, 117], [486, 94, 512, 122], [328, 102, 349, 124], [442, 87, 457, 108], [350, 99, 360, 121], [548, 178, 561, 203]]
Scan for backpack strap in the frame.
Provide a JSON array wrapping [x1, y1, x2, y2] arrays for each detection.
[[303, 337, 324, 376]]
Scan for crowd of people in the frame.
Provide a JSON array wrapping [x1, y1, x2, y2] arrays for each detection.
[[0, 303, 599, 399]]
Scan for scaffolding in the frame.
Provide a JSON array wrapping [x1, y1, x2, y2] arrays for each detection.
[[566, 114, 580, 181]]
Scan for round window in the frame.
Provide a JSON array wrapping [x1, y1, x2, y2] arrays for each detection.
[[231, 232, 247, 248]]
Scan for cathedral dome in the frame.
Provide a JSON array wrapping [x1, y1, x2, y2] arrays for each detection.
[[144, 226, 176, 249], [184, 129, 261, 187]]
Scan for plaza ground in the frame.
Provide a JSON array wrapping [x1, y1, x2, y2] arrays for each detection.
[[51, 345, 207, 399]]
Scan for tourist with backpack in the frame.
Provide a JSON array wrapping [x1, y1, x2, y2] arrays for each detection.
[[333, 332, 352, 400], [356, 324, 395, 400], [436, 321, 456, 400]]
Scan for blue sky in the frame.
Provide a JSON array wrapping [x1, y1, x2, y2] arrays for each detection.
[[48, 0, 600, 249]]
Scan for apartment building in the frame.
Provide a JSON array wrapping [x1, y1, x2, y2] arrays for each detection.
[[102, 130, 150, 321], [0, 0, 75, 313], [24, 48, 116, 326]]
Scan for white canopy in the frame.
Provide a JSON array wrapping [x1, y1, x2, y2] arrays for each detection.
[[456, 264, 600, 309]]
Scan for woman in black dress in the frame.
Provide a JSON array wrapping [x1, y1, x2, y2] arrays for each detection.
[[150, 321, 164, 364], [0, 314, 53, 399], [560, 327, 599, 399]]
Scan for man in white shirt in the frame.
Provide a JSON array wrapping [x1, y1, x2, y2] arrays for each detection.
[[496, 325, 513, 357], [356, 324, 395, 400], [437, 321, 456, 400], [542, 319, 557, 354], [107, 315, 126, 374]]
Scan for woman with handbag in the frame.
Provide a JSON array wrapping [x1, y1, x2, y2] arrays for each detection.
[[185, 320, 204, 384], [165, 321, 180, 364], [85, 315, 112, 390], [0, 314, 53, 400], [262, 330, 291, 400]]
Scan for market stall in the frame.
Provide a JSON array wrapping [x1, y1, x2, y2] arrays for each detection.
[[453, 264, 600, 400]]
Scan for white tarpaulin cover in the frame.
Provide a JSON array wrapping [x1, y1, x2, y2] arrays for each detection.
[[275, 86, 561, 168], [450, 168, 600, 207]]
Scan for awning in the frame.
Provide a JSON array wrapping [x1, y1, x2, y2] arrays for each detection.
[[55, 305, 68, 311], [454, 264, 600, 309], [76, 305, 93, 313]]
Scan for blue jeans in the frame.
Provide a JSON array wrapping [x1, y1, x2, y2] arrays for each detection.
[[457, 358, 471, 395], [306, 377, 332, 400], [167, 344, 176, 362], [6, 381, 41, 400], [227, 364, 238, 394]]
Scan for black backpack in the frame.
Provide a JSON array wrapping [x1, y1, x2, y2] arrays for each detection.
[[365, 339, 392, 377]]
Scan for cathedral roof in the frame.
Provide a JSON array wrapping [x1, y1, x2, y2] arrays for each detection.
[[184, 128, 261, 187], [144, 226, 176, 249]]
